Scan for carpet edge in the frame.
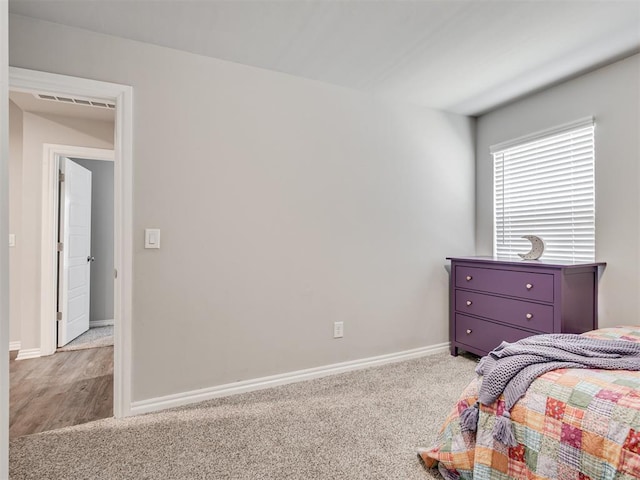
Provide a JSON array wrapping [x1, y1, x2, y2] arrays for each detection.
[[131, 342, 451, 415]]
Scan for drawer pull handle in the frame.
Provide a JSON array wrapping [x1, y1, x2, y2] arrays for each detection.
[[466, 329, 472, 335], [526, 313, 533, 320], [466, 275, 472, 281], [466, 300, 472, 306], [526, 283, 533, 290]]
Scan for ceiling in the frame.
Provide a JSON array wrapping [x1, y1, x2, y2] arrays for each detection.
[[8, 1, 640, 116], [9, 91, 116, 122]]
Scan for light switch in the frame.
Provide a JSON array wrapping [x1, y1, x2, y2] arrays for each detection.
[[144, 229, 160, 249], [8, 234, 15, 247]]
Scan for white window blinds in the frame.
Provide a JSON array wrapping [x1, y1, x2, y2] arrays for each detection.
[[493, 118, 595, 262]]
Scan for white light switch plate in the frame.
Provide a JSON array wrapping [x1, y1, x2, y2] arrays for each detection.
[[144, 229, 161, 249], [333, 321, 344, 338], [8, 234, 15, 247]]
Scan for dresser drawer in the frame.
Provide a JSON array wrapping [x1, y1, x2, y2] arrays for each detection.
[[455, 314, 533, 354], [455, 290, 553, 333], [455, 265, 554, 302]]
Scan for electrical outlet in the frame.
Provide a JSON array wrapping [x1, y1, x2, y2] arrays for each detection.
[[333, 321, 344, 338]]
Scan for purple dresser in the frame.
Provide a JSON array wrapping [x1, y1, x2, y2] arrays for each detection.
[[448, 257, 605, 357]]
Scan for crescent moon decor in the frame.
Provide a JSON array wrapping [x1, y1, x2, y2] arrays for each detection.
[[518, 235, 545, 260]]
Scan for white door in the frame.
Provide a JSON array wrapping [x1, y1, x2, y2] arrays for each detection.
[[58, 158, 93, 347]]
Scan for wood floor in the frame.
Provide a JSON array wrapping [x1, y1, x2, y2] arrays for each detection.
[[10, 346, 113, 439]]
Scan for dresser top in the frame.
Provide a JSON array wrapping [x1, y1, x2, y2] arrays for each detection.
[[447, 256, 606, 269]]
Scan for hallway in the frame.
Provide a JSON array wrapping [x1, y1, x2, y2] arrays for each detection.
[[10, 346, 113, 438]]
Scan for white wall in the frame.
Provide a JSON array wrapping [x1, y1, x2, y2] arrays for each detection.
[[72, 158, 114, 323], [9, 14, 476, 402], [9, 108, 114, 350], [476, 54, 640, 327], [8, 100, 22, 345]]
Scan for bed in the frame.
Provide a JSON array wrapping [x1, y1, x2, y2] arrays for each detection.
[[419, 326, 640, 480]]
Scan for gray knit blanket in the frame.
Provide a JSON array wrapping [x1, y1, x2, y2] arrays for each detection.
[[459, 334, 640, 446]]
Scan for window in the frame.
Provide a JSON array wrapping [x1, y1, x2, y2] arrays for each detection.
[[493, 117, 595, 262]]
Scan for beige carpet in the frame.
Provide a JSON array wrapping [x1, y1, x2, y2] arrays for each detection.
[[57, 326, 114, 352], [10, 351, 478, 480]]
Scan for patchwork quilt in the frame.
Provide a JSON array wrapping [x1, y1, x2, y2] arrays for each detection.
[[419, 326, 640, 480]]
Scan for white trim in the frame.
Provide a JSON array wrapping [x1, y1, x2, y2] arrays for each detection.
[[40, 144, 114, 357], [490, 116, 594, 153], [51, 145, 114, 162], [114, 80, 134, 419], [9, 67, 134, 418], [15, 348, 41, 361], [0, 5, 8, 477], [90, 319, 114, 328], [9, 341, 20, 352], [131, 343, 450, 415], [9, 68, 127, 103]]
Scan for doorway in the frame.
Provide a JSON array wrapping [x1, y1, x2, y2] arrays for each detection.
[[56, 155, 114, 352], [41, 146, 115, 353], [7, 67, 133, 419], [7, 94, 116, 435]]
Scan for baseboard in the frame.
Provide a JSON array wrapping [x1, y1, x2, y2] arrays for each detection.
[[9, 341, 21, 352], [16, 347, 41, 360], [131, 342, 450, 415], [90, 319, 114, 328]]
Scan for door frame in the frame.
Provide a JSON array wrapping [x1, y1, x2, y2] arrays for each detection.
[[43, 145, 113, 350], [9, 67, 133, 418], [1, 4, 8, 478]]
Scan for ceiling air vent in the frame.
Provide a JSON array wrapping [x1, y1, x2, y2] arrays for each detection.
[[35, 93, 115, 109]]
